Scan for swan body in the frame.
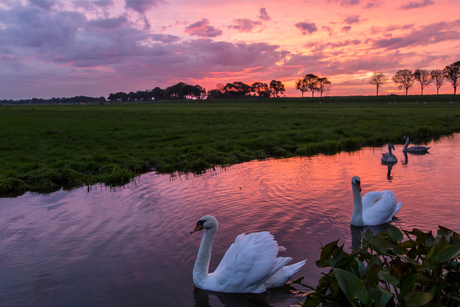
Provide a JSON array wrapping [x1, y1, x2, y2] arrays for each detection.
[[381, 143, 398, 163], [403, 136, 430, 153], [350, 176, 402, 227], [191, 215, 306, 293]]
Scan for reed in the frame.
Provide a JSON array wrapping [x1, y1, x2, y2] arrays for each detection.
[[1, 95, 459, 195]]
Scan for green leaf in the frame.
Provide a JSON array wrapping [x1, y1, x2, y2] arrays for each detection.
[[361, 231, 387, 254], [368, 285, 393, 307], [397, 254, 421, 266], [433, 244, 460, 263], [394, 240, 418, 249], [404, 291, 434, 306], [379, 270, 399, 286], [333, 268, 370, 306], [366, 264, 380, 286], [398, 274, 419, 301], [320, 240, 339, 260], [387, 224, 404, 242]]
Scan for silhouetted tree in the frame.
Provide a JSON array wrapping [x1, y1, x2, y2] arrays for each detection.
[[369, 72, 388, 96], [251, 82, 270, 97], [206, 89, 224, 99], [295, 78, 309, 97], [392, 69, 415, 96], [430, 70, 445, 95], [414, 69, 432, 95], [316, 77, 331, 97], [269, 80, 285, 97], [223, 82, 251, 98], [444, 61, 460, 95], [303, 74, 320, 97], [151, 87, 166, 100]]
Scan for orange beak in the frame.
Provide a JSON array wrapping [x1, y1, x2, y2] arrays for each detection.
[[190, 223, 203, 234], [356, 182, 362, 192]]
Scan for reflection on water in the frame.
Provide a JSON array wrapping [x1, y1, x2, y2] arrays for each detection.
[[1, 135, 460, 307]]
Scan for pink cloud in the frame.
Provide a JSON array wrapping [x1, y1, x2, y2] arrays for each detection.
[[228, 18, 262, 32]]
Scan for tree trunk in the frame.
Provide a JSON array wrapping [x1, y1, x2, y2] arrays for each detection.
[[376, 85, 379, 96], [437, 87, 439, 95], [421, 86, 423, 95], [405, 87, 408, 96]]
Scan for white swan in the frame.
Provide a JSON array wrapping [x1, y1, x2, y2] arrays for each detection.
[[381, 143, 398, 163], [350, 176, 402, 227], [190, 215, 306, 293], [403, 136, 430, 153]]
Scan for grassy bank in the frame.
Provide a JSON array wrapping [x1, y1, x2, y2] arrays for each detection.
[[1, 95, 460, 196]]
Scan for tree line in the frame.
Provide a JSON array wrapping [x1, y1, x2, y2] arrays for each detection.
[[107, 80, 286, 102], [370, 61, 460, 96]]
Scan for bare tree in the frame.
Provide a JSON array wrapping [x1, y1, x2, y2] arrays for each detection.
[[444, 61, 460, 95], [369, 72, 388, 96], [392, 69, 415, 96], [316, 77, 331, 97], [295, 78, 309, 97], [430, 70, 445, 95], [413, 69, 431, 95]]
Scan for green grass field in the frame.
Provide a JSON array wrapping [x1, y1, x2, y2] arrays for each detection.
[[1, 95, 460, 196]]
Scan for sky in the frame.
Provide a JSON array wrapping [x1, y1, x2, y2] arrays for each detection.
[[0, 0, 459, 100]]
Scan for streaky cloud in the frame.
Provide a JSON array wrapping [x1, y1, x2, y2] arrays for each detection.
[[399, 0, 434, 10]]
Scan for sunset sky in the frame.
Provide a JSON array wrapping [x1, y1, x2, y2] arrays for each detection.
[[1, 0, 459, 100]]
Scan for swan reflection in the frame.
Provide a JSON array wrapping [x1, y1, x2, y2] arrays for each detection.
[[386, 163, 394, 180], [350, 223, 390, 251], [193, 287, 272, 307]]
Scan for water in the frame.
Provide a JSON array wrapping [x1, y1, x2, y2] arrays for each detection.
[[1, 135, 460, 307]]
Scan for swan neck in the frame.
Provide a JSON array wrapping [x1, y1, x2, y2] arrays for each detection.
[[403, 138, 409, 151], [194, 226, 217, 283], [388, 144, 393, 154], [350, 184, 364, 227]]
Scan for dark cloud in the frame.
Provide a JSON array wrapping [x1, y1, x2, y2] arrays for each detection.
[[363, 1, 380, 9], [27, 0, 57, 10], [228, 18, 262, 32], [259, 8, 271, 21], [150, 33, 180, 43], [341, 26, 352, 32], [0, 6, 86, 48], [94, 0, 114, 6], [184, 19, 222, 38], [399, 0, 434, 10], [124, 0, 162, 14], [328, 0, 360, 7], [87, 16, 128, 30], [344, 15, 360, 25], [295, 22, 318, 35], [372, 19, 460, 50]]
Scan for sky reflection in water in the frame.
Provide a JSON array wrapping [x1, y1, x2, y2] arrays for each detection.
[[0, 135, 459, 307]]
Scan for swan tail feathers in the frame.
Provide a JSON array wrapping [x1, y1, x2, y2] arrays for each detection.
[[392, 201, 402, 219], [264, 259, 306, 289]]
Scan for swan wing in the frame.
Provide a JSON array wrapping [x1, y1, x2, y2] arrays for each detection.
[[363, 191, 400, 225], [210, 231, 289, 293]]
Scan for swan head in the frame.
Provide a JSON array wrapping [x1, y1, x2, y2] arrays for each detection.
[[352, 176, 362, 192], [190, 215, 218, 234], [388, 143, 395, 151]]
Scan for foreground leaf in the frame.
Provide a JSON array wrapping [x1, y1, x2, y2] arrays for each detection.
[[333, 268, 370, 306]]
